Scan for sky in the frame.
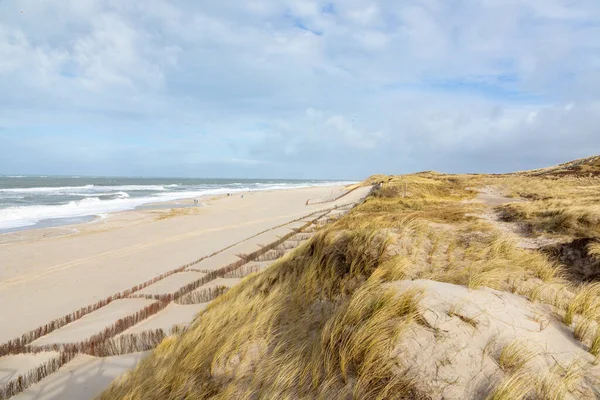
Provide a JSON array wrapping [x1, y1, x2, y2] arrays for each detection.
[[0, 0, 599, 179]]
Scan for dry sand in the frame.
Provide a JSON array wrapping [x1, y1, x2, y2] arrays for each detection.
[[393, 280, 597, 399], [0, 352, 59, 384], [30, 299, 157, 347], [223, 261, 273, 278], [12, 352, 149, 400], [0, 184, 370, 399], [472, 186, 560, 249], [134, 271, 206, 298], [118, 303, 208, 335], [0, 185, 370, 343]]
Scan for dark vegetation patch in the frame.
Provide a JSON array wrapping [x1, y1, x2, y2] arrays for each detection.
[[542, 238, 600, 283]]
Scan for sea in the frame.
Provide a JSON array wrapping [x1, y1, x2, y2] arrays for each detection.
[[0, 176, 352, 233]]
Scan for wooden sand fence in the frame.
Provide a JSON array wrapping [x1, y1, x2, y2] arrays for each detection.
[[0, 352, 76, 400], [0, 208, 336, 399]]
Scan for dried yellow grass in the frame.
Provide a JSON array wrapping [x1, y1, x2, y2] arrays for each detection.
[[101, 227, 429, 399], [564, 283, 600, 326], [101, 165, 600, 398], [498, 340, 540, 373], [486, 372, 534, 400], [536, 360, 587, 400]]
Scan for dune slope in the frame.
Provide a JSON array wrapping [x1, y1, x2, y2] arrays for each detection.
[[102, 162, 600, 399]]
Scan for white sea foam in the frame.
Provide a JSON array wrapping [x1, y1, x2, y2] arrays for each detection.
[[0, 184, 168, 194], [68, 191, 131, 198], [0, 181, 355, 230]]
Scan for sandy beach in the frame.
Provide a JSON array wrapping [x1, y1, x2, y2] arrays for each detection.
[[0, 185, 366, 344]]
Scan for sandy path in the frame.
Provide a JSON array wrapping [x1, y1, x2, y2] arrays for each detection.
[[472, 186, 558, 249], [0, 186, 370, 343]]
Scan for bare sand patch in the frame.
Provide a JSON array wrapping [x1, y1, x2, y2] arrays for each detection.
[[226, 226, 294, 257], [329, 209, 348, 217], [0, 352, 59, 384], [248, 227, 298, 245], [134, 271, 206, 298], [186, 251, 241, 273], [176, 278, 242, 305], [305, 186, 362, 205], [187, 225, 301, 271], [473, 186, 522, 207], [119, 303, 208, 336], [13, 352, 149, 400], [30, 299, 156, 347], [223, 262, 273, 278], [282, 220, 308, 230], [392, 279, 597, 399], [228, 241, 261, 257], [470, 186, 560, 249]]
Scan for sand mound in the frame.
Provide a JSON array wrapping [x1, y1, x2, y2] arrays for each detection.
[[522, 155, 600, 177], [392, 280, 598, 399]]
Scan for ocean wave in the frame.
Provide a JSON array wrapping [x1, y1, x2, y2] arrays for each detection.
[[0, 185, 95, 193], [0, 181, 356, 230], [0, 196, 148, 230], [0, 184, 170, 194], [69, 191, 130, 199]]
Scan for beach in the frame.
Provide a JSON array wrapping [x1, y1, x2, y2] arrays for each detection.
[[0, 184, 367, 344]]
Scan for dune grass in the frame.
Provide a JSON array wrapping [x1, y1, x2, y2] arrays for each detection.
[[487, 175, 600, 238], [486, 372, 534, 400], [101, 170, 600, 399], [101, 227, 429, 399], [497, 340, 540, 373]]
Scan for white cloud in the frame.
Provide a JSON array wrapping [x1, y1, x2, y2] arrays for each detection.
[[0, 0, 599, 178]]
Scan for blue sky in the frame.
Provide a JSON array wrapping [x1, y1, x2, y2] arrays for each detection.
[[0, 0, 599, 179]]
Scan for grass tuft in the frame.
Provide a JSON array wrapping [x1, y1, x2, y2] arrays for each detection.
[[447, 301, 480, 329], [486, 372, 534, 400], [498, 340, 539, 373], [564, 283, 600, 326]]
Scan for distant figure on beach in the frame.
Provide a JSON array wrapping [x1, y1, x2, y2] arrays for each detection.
[[241, 194, 244, 198]]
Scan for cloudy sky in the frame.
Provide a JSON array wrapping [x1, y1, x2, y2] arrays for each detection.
[[0, 0, 599, 179]]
